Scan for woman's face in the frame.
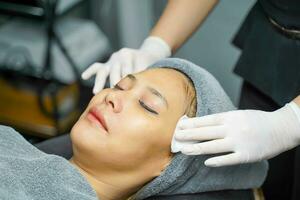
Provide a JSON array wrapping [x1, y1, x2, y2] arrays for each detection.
[[71, 68, 190, 177]]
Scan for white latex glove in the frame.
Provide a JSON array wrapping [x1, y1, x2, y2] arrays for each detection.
[[81, 36, 171, 94], [175, 102, 300, 167]]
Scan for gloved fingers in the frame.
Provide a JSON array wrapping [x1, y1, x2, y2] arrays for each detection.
[[133, 57, 149, 72], [181, 139, 231, 155], [121, 53, 133, 78], [177, 114, 224, 130], [175, 126, 225, 141], [204, 152, 242, 167], [81, 63, 103, 80], [109, 62, 122, 87], [93, 66, 109, 94]]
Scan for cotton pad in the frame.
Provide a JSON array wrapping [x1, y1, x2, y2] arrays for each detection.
[[171, 115, 198, 153]]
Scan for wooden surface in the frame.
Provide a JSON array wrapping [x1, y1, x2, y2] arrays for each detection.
[[0, 76, 81, 138]]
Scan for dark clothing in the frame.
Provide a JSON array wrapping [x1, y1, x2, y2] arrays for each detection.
[[239, 81, 295, 200], [239, 81, 280, 111], [233, 0, 300, 106], [259, 0, 300, 28], [235, 1, 300, 199]]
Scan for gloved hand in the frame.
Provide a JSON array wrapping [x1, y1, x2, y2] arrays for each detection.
[[175, 102, 300, 167], [81, 36, 171, 94]]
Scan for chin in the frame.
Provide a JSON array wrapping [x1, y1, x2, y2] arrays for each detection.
[[71, 118, 109, 151]]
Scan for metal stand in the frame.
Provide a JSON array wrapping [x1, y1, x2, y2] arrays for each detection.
[[38, 0, 82, 134], [0, 0, 84, 135]]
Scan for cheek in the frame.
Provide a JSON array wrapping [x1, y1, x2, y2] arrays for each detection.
[[110, 112, 153, 147], [109, 113, 173, 157], [70, 107, 157, 167], [71, 98, 175, 170]]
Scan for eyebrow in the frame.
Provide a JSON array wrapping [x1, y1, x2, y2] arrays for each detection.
[[126, 74, 169, 108]]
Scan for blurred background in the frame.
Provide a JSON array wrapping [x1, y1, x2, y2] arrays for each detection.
[[0, 0, 255, 141]]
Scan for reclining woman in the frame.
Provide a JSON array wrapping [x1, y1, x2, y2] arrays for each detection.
[[0, 58, 268, 200]]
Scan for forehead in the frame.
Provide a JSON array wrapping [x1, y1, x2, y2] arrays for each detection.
[[135, 68, 188, 112], [137, 68, 186, 84]]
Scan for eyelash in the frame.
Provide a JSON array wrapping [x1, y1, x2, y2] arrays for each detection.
[[113, 84, 158, 115], [138, 100, 158, 114]]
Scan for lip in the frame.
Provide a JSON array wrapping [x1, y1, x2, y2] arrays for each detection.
[[87, 106, 109, 132]]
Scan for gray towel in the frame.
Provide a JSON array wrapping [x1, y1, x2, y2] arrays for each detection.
[[135, 58, 268, 200], [0, 125, 98, 200]]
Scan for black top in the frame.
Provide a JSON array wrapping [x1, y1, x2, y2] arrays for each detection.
[[259, 0, 300, 28], [233, 0, 300, 106]]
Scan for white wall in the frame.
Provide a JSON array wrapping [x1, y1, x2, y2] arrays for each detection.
[[117, 0, 153, 48]]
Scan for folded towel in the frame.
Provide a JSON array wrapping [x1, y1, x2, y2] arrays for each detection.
[[135, 58, 268, 200], [0, 125, 98, 200]]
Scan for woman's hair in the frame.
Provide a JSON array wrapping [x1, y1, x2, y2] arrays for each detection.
[[183, 74, 197, 117], [151, 67, 197, 117], [167, 68, 196, 117]]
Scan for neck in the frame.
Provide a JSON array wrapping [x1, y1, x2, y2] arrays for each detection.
[[69, 158, 155, 200]]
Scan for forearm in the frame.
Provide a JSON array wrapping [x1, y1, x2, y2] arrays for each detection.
[[293, 95, 300, 106], [150, 0, 219, 53]]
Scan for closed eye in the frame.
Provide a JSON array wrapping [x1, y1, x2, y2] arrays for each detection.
[[139, 100, 158, 115], [114, 84, 158, 115]]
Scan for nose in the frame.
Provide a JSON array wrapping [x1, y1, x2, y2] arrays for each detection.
[[105, 90, 123, 113]]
